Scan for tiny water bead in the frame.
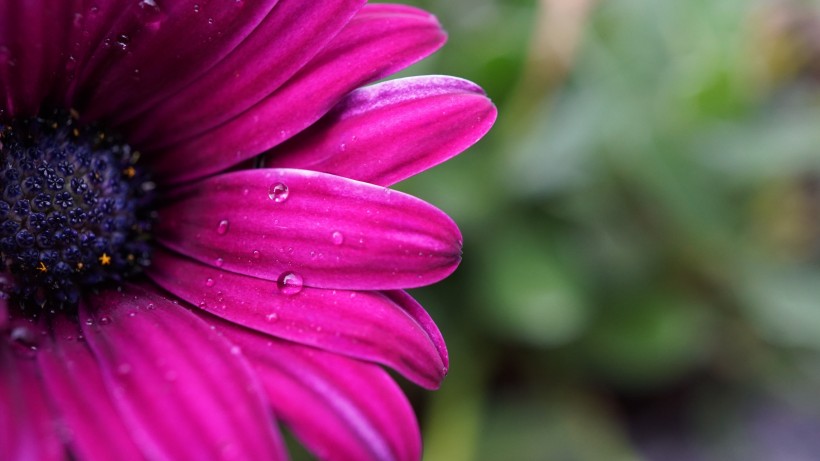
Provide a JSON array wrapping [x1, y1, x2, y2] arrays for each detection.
[[0, 110, 155, 308], [268, 182, 289, 202], [216, 219, 230, 235], [276, 271, 303, 295]]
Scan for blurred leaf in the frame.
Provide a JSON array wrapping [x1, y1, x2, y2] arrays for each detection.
[[583, 292, 714, 390], [475, 216, 590, 347]]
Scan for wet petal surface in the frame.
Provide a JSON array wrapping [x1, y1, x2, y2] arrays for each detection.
[[148, 247, 448, 389], [156, 169, 462, 290]]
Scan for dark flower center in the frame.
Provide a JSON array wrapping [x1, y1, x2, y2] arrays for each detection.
[[1, 110, 154, 308]]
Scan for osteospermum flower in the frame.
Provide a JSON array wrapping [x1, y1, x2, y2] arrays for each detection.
[[0, 1, 496, 460]]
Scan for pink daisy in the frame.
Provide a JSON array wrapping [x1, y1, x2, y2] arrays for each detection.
[[0, 1, 495, 460]]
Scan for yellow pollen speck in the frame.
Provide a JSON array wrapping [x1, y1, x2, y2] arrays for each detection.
[[126, 254, 135, 262], [72, 128, 80, 137], [123, 166, 136, 178], [76, 262, 84, 270], [70, 108, 80, 119], [36, 261, 47, 273], [99, 253, 112, 265]]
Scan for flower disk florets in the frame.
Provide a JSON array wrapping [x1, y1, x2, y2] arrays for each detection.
[[0, 110, 154, 308]]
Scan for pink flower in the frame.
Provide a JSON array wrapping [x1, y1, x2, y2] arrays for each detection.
[[0, 2, 495, 460]]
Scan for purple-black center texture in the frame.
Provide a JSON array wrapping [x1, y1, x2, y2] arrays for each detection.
[[0, 111, 154, 308]]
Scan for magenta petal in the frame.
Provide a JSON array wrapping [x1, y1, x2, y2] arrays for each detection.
[[222, 323, 421, 461], [80, 284, 286, 461], [38, 316, 143, 461], [147, 3, 446, 184], [266, 76, 497, 186], [73, 0, 281, 123], [0, 298, 7, 330], [148, 247, 448, 389], [124, 0, 364, 150], [0, 1, 77, 116], [156, 169, 462, 290], [1, 336, 63, 460]]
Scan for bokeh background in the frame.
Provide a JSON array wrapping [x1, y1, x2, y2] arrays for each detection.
[[329, 0, 820, 459]]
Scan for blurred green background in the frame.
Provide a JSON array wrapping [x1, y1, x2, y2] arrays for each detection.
[[360, 0, 820, 459]]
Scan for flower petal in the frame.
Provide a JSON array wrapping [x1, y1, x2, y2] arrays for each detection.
[[71, 0, 282, 123], [265, 76, 497, 186], [146, 3, 446, 184], [1, 333, 63, 461], [80, 284, 285, 461], [37, 316, 144, 461], [123, 0, 365, 150], [0, 1, 78, 116], [222, 322, 421, 461], [156, 169, 462, 290], [148, 247, 448, 389], [0, 298, 7, 330]]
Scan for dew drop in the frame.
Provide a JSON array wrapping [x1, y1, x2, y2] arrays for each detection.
[[115, 34, 130, 50], [216, 219, 230, 235], [98, 316, 112, 325], [206, 277, 215, 287], [331, 231, 344, 245], [265, 312, 279, 322], [138, 0, 163, 25], [10, 326, 35, 344], [215, 257, 224, 267], [252, 250, 261, 259], [85, 318, 94, 326], [276, 271, 303, 295], [268, 183, 289, 202], [193, 3, 200, 12]]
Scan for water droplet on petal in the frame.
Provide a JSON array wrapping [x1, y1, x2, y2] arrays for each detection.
[[252, 250, 261, 259], [216, 219, 230, 235], [98, 316, 112, 325], [276, 271, 303, 295], [268, 183, 289, 202], [215, 257, 224, 267], [138, 0, 164, 26], [193, 4, 200, 13], [265, 312, 279, 322], [85, 318, 94, 326], [331, 231, 344, 245], [206, 278, 215, 287], [115, 34, 130, 50]]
